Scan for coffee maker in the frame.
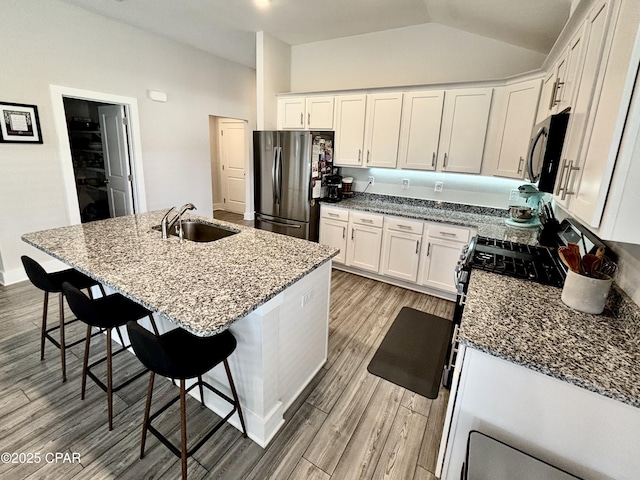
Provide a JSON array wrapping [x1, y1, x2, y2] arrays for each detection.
[[325, 175, 343, 202]]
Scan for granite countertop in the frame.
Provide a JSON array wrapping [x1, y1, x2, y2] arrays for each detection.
[[22, 211, 338, 337], [460, 269, 640, 407], [327, 193, 539, 245]]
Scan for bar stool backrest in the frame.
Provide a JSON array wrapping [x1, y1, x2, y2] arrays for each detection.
[[62, 282, 109, 329], [127, 321, 179, 379], [21, 256, 56, 292]]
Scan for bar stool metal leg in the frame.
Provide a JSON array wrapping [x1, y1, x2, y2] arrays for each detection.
[[140, 371, 155, 459], [40, 291, 49, 361], [224, 359, 247, 437], [81, 325, 91, 400], [180, 379, 188, 480], [107, 329, 114, 431], [59, 293, 66, 382]]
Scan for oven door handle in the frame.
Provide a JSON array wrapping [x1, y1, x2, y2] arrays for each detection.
[[527, 126, 546, 182]]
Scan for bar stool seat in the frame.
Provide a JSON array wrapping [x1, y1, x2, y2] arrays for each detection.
[[21, 255, 105, 382], [127, 321, 247, 480], [62, 282, 158, 431]]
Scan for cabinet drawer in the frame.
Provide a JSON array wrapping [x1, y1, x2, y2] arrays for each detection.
[[427, 224, 470, 243], [385, 216, 424, 235], [321, 206, 349, 222], [350, 211, 384, 228]]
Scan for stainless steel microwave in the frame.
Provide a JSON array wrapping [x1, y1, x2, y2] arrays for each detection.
[[527, 112, 569, 192]]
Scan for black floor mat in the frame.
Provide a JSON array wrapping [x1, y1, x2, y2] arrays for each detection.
[[367, 307, 453, 399]]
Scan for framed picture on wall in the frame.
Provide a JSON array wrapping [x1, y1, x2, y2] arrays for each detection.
[[0, 102, 43, 143]]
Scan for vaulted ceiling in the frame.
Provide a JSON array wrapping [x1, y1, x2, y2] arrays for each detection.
[[58, 0, 573, 68]]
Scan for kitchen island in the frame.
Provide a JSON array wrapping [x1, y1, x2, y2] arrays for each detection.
[[439, 270, 640, 480], [22, 211, 338, 447]]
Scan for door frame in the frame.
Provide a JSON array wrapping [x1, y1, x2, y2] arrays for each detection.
[[50, 85, 147, 224]]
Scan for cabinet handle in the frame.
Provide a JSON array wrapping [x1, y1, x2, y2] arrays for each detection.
[[440, 231, 457, 237], [517, 156, 524, 174], [351, 228, 354, 240], [432, 152, 436, 168], [548, 79, 559, 110], [307, 113, 311, 126], [416, 240, 420, 254], [358, 149, 362, 163], [555, 159, 569, 196], [560, 160, 580, 200], [327, 212, 339, 217], [366, 150, 370, 164], [443, 153, 448, 168], [554, 81, 565, 106], [426, 242, 432, 257], [300, 112, 304, 126], [361, 218, 373, 223], [342, 227, 346, 239], [397, 224, 412, 230]]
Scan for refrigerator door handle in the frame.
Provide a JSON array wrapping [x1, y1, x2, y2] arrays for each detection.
[[271, 146, 279, 204], [276, 146, 283, 205], [259, 217, 302, 229]]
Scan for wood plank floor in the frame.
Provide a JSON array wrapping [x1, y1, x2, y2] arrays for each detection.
[[0, 264, 454, 479]]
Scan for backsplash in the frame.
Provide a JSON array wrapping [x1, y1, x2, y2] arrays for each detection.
[[607, 241, 640, 305], [340, 167, 551, 210]]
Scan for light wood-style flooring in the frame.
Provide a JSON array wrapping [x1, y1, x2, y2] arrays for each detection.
[[213, 210, 253, 227], [0, 265, 454, 479]]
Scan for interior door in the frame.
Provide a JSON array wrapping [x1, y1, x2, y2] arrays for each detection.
[[219, 120, 246, 214], [98, 105, 133, 217]]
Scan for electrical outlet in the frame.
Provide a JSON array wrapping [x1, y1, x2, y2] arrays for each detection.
[[401, 178, 410, 189], [509, 189, 520, 202], [367, 176, 375, 186], [434, 181, 444, 192], [302, 290, 313, 307]]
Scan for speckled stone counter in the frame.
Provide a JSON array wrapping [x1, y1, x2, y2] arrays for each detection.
[[459, 269, 640, 407], [329, 193, 539, 244], [22, 211, 338, 337]]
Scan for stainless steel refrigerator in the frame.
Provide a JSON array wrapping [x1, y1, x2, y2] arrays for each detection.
[[253, 131, 334, 242]]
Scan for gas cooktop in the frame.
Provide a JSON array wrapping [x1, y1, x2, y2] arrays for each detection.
[[467, 236, 565, 287]]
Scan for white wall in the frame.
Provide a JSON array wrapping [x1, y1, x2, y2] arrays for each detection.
[[291, 23, 546, 92], [0, 0, 256, 284], [256, 32, 291, 130]]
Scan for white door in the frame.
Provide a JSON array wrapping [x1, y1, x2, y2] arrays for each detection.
[[418, 237, 464, 293], [346, 224, 383, 273], [334, 95, 367, 166], [306, 97, 335, 130], [380, 229, 422, 282], [98, 105, 133, 217], [219, 120, 246, 214], [364, 93, 403, 168], [319, 218, 348, 264]]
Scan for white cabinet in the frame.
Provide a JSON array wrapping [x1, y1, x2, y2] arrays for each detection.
[[277, 96, 334, 130], [319, 206, 349, 264], [554, 0, 614, 213], [438, 88, 493, 174], [346, 211, 384, 273], [418, 224, 470, 294], [398, 90, 445, 171], [380, 217, 424, 282], [493, 79, 542, 179], [334, 93, 403, 168], [334, 95, 367, 166]]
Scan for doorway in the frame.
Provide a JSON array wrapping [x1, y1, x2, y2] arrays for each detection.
[[210, 117, 247, 217], [63, 98, 135, 222]]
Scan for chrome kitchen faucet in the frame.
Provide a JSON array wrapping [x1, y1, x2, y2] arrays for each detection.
[[161, 203, 197, 240]]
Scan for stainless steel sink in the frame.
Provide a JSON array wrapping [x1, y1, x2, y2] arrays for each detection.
[[153, 221, 238, 242]]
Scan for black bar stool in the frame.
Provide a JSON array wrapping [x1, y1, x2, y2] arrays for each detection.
[[21, 255, 106, 382], [62, 282, 159, 431], [127, 321, 247, 480]]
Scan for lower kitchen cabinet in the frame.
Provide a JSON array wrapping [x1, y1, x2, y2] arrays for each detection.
[[319, 205, 349, 264], [418, 224, 470, 294], [346, 211, 384, 273], [380, 217, 424, 283]]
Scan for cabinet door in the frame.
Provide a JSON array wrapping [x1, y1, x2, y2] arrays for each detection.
[[319, 218, 347, 264], [554, 0, 610, 210], [439, 88, 493, 174], [398, 90, 445, 171], [493, 80, 542, 179], [364, 93, 403, 168], [380, 229, 422, 282], [536, 70, 557, 124], [306, 96, 334, 130], [278, 97, 305, 130], [418, 237, 465, 293], [557, 27, 587, 114], [346, 223, 383, 273], [334, 95, 367, 166]]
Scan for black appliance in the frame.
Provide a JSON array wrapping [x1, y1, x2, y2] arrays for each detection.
[[325, 175, 342, 203], [443, 235, 566, 387], [527, 112, 569, 192]]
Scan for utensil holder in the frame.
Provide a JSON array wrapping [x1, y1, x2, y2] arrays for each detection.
[[561, 270, 612, 314]]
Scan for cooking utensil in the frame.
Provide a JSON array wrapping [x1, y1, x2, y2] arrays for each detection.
[[582, 254, 601, 277], [558, 246, 583, 274], [595, 246, 605, 261], [600, 258, 618, 277]]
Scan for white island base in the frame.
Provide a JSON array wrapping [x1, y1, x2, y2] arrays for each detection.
[[118, 261, 332, 448]]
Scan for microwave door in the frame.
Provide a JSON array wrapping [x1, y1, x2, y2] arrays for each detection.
[[527, 125, 548, 182]]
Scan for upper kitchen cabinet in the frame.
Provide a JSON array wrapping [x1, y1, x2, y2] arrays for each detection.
[[398, 90, 445, 171], [277, 95, 334, 130], [334, 93, 403, 168], [438, 88, 493, 174], [536, 27, 587, 124], [554, 0, 618, 215], [493, 79, 542, 180]]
